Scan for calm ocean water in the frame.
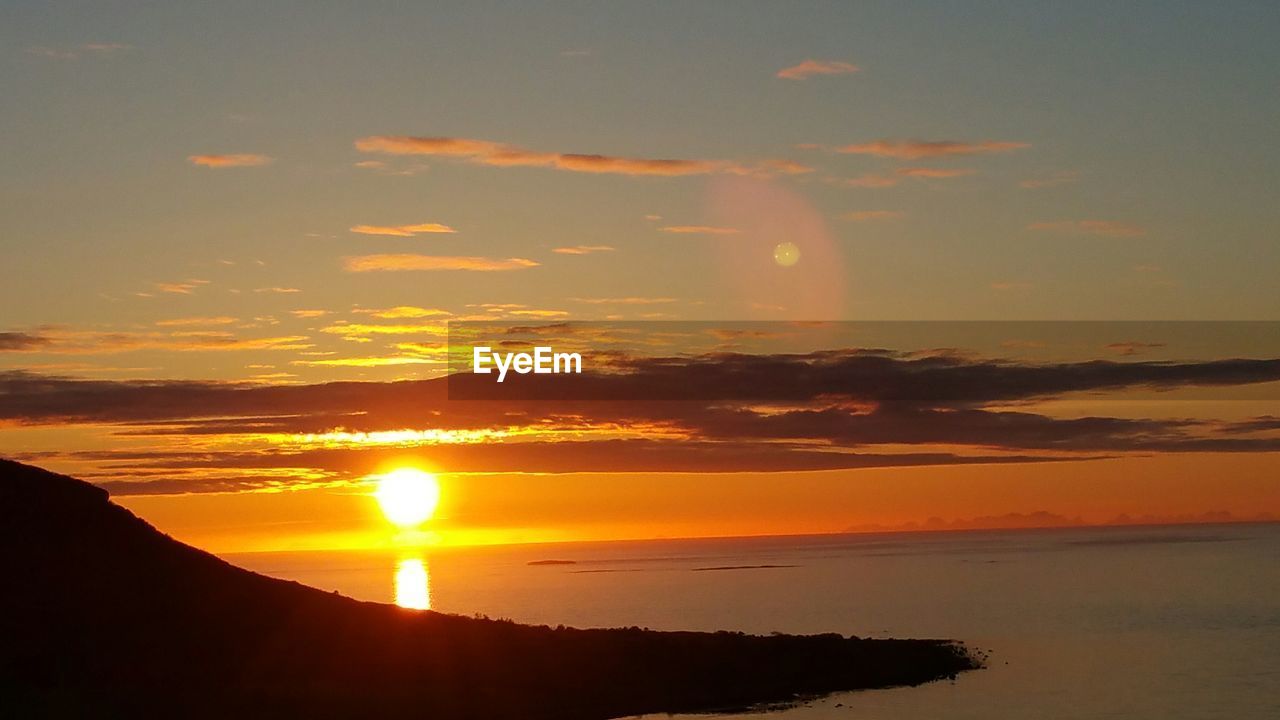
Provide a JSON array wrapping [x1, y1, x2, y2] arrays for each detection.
[[229, 523, 1280, 719]]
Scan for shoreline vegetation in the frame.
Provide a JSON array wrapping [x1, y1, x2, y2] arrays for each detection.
[[0, 459, 980, 719]]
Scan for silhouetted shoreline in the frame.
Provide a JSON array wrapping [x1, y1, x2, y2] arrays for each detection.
[[0, 459, 980, 718]]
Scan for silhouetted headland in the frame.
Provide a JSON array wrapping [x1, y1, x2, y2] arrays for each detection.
[[0, 459, 979, 718]]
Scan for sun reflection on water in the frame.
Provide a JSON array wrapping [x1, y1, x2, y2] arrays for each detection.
[[394, 557, 431, 610]]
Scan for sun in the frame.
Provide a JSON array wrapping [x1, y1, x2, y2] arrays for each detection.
[[374, 468, 441, 529]]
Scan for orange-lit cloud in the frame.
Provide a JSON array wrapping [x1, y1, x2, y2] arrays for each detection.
[[552, 245, 615, 255], [187, 154, 273, 168], [569, 297, 678, 305], [833, 174, 901, 188], [320, 322, 448, 338], [837, 139, 1029, 159], [154, 279, 210, 295], [776, 60, 860, 80], [896, 167, 976, 178], [356, 135, 722, 177], [659, 225, 740, 235], [1105, 341, 1167, 356], [0, 332, 52, 351], [154, 316, 239, 327], [343, 254, 540, 272], [292, 356, 440, 367], [1027, 220, 1147, 238], [26, 43, 132, 61], [349, 223, 457, 236], [844, 210, 905, 221], [0, 328, 310, 355], [289, 310, 330, 319], [354, 306, 450, 319], [254, 287, 302, 294]]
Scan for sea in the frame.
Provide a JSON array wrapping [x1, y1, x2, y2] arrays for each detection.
[[228, 523, 1280, 719]]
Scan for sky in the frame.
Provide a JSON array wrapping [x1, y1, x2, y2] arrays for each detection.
[[2, 2, 1278, 552]]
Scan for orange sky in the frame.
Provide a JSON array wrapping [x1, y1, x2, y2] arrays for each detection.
[[3, 4, 1279, 556]]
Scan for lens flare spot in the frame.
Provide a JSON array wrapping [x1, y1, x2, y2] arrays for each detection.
[[773, 242, 800, 267]]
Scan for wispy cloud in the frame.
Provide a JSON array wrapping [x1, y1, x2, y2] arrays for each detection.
[[844, 210, 905, 222], [659, 225, 740, 235], [832, 174, 901, 188], [349, 222, 457, 236], [27, 43, 132, 61], [0, 329, 308, 355], [569, 297, 678, 305], [343, 254, 540, 272], [356, 135, 815, 180], [1106, 341, 1167, 356], [896, 167, 977, 178], [154, 279, 210, 295], [292, 356, 440, 367], [154, 316, 238, 327], [354, 306, 450, 319], [187, 154, 273, 168], [1027, 220, 1147, 238], [0, 332, 52, 352], [553, 245, 615, 255], [254, 287, 302, 294], [320, 322, 448, 338], [356, 135, 720, 177], [836, 139, 1029, 159], [776, 60, 860, 80]]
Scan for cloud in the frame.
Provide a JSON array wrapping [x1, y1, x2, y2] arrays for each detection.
[[834, 139, 1034, 158], [356, 136, 814, 180], [6, 345, 1280, 489], [552, 245, 615, 255], [154, 316, 238, 327], [355, 135, 724, 177], [1027, 220, 1147, 238], [289, 310, 330, 319], [0, 332, 52, 352], [833, 174, 901, 188], [570, 297, 679, 305], [835, 139, 1029, 159], [26, 43, 132, 61], [343, 254, 540, 272], [896, 167, 976, 179], [320, 322, 448, 339], [1106, 342, 1167, 356], [292, 356, 441, 367], [659, 226, 741, 235], [154, 279, 209, 295], [254, 287, 302, 294], [187, 154, 273, 168], [349, 223, 457, 236], [844, 210, 905, 222], [354, 306, 450, 319], [776, 60, 860, 80], [0, 330, 309, 356]]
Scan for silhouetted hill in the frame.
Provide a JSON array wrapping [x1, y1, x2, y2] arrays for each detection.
[[0, 459, 978, 718]]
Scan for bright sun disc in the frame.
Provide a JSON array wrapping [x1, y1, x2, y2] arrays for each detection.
[[374, 469, 441, 528]]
